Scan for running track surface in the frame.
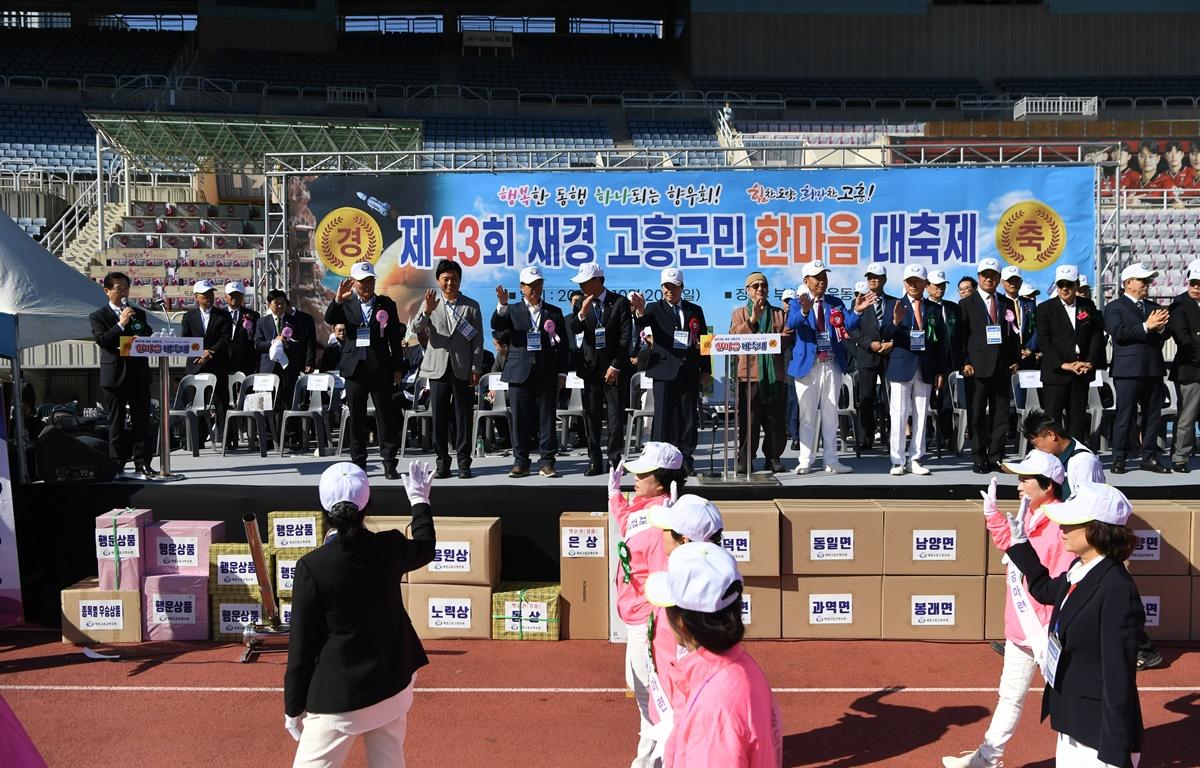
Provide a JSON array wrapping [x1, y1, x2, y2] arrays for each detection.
[[2, 632, 1197, 768]]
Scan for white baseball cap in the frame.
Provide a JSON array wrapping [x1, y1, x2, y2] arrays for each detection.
[[1019, 283, 1038, 298], [1054, 264, 1079, 284], [1187, 257, 1200, 273], [519, 265, 545, 284], [1188, 267, 1200, 282], [649, 494, 724, 543], [570, 263, 604, 283], [977, 258, 1002, 275], [1045, 481, 1132, 527], [864, 263, 887, 277], [1119, 262, 1157, 282], [224, 280, 246, 294], [854, 280, 869, 295], [623, 441, 684, 474], [644, 542, 742, 612], [1001, 265, 1023, 282], [801, 260, 830, 278], [660, 267, 684, 286], [318, 461, 371, 512], [350, 262, 377, 280], [1078, 275, 1089, 287], [781, 288, 796, 301], [1001, 449, 1066, 485], [903, 263, 928, 281], [192, 279, 216, 294], [928, 269, 948, 286]]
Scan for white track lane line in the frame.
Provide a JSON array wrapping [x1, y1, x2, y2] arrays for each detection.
[[2, 684, 1197, 694]]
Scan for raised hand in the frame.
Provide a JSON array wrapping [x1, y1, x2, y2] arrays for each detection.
[[423, 288, 438, 315], [853, 292, 879, 314], [608, 460, 624, 497], [404, 460, 433, 505], [892, 298, 904, 327], [335, 278, 353, 302], [980, 476, 998, 517], [1146, 307, 1170, 331], [495, 284, 509, 306], [796, 292, 813, 314], [1006, 511, 1027, 545], [579, 292, 595, 318], [629, 291, 646, 314]]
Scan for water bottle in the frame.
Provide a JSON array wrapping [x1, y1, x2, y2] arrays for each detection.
[[356, 192, 391, 217], [475, 435, 486, 458]]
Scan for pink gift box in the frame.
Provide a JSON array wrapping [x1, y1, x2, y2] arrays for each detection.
[[96, 508, 153, 591], [144, 521, 226, 576], [142, 576, 209, 641]]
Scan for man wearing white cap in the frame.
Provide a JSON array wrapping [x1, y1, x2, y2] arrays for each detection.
[[855, 263, 899, 451], [1035, 264, 1106, 439], [1167, 264, 1200, 472], [566, 262, 632, 475], [492, 265, 569, 478], [959, 258, 1021, 473], [629, 268, 711, 474], [781, 289, 800, 450], [1104, 262, 1171, 474], [926, 269, 962, 450], [224, 280, 260, 379], [1001, 266, 1039, 375], [180, 279, 233, 451], [876, 263, 949, 475], [324, 262, 408, 479]]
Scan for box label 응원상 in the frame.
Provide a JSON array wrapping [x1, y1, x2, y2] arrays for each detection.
[[809, 593, 853, 625], [429, 542, 471, 572]]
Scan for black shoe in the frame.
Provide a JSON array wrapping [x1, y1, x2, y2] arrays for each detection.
[[1137, 648, 1163, 671], [986, 461, 1003, 472], [1111, 460, 1127, 474], [539, 464, 560, 478], [790, 439, 800, 451], [972, 462, 987, 474], [1141, 460, 1170, 474], [856, 442, 873, 452], [1173, 461, 1190, 473], [769, 459, 786, 474], [684, 457, 695, 476], [434, 465, 452, 480], [990, 640, 1006, 656], [583, 464, 605, 477], [352, 460, 367, 471], [383, 462, 401, 480], [509, 465, 530, 478], [135, 462, 157, 479], [735, 461, 748, 475], [458, 464, 473, 479]]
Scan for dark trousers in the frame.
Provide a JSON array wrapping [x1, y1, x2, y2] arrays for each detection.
[[582, 371, 625, 468], [1112, 376, 1164, 462], [273, 371, 301, 444], [509, 369, 559, 468], [736, 381, 786, 463], [1041, 376, 1090, 442], [970, 371, 1011, 463], [785, 377, 799, 440], [930, 385, 954, 448], [856, 366, 883, 446], [344, 366, 399, 466], [102, 380, 153, 467], [430, 370, 473, 467], [190, 373, 228, 446], [651, 371, 700, 458]]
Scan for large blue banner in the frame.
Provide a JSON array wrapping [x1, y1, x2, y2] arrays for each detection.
[[299, 166, 1095, 343]]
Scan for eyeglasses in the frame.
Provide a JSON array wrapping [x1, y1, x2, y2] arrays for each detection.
[[1055, 281, 1076, 290], [747, 282, 767, 290]]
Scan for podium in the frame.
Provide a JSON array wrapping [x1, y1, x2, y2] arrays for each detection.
[[122, 335, 205, 481], [698, 333, 784, 486]]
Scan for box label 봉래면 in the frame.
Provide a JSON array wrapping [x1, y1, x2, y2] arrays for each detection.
[[95, 528, 140, 560], [809, 593, 853, 625], [1130, 530, 1161, 561], [721, 531, 751, 563], [429, 542, 471, 572], [504, 600, 549, 635], [911, 595, 957, 626], [428, 598, 472, 629], [79, 600, 124, 631], [277, 559, 299, 592], [810, 529, 854, 561], [1141, 595, 1160, 627], [912, 530, 958, 561], [151, 593, 197, 625], [562, 527, 605, 558], [273, 517, 319, 549], [155, 536, 199, 568], [215, 555, 258, 587], [218, 603, 261, 635]]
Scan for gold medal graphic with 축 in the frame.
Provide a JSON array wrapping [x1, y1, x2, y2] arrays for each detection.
[[316, 206, 383, 277], [995, 200, 1066, 269]]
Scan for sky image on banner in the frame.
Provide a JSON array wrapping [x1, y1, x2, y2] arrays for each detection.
[[304, 166, 1095, 349]]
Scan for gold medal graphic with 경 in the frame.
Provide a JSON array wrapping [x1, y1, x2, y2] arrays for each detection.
[[315, 206, 383, 277], [994, 200, 1066, 269]]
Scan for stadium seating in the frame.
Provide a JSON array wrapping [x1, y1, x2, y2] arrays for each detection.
[[0, 103, 96, 171], [997, 77, 1200, 100], [1120, 208, 1200, 302], [421, 117, 614, 169], [628, 120, 722, 167], [458, 35, 675, 95], [0, 27, 185, 81], [693, 77, 988, 103], [202, 34, 440, 89], [7, 214, 47, 239]]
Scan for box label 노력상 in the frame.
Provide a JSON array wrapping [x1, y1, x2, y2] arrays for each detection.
[[809, 593, 853, 625], [911, 595, 957, 626], [95, 528, 141, 560], [810, 530, 855, 561], [151, 593, 197, 625], [79, 600, 124, 631], [562, 527, 605, 558], [912, 530, 957, 561], [721, 531, 751, 563], [215, 555, 258, 587], [155, 535, 199, 568], [1130, 530, 1161, 561], [273, 517, 319, 549], [428, 598, 472, 629], [504, 600, 549, 634]]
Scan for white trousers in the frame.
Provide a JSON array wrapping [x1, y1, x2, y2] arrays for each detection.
[[293, 681, 415, 768], [625, 623, 667, 768], [795, 360, 841, 469], [1056, 733, 1140, 768], [978, 640, 1037, 763], [888, 370, 931, 466]]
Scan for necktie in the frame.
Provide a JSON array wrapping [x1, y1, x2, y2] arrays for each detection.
[[913, 299, 922, 330], [1138, 300, 1146, 318], [873, 297, 884, 324], [815, 299, 825, 332], [988, 294, 998, 324]]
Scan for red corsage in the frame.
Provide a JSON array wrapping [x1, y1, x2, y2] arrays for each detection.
[[829, 309, 849, 340], [1077, 310, 1089, 321]]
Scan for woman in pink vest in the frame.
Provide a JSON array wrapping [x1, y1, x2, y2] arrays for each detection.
[[645, 542, 782, 768], [943, 449, 1073, 768]]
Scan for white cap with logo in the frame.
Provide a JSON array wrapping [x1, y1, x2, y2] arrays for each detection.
[[854, 280, 869, 295], [224, 280, 246, 295], [864, 263, 888, 277], [1078, 275, 1089, 287], [649, 494, 724, 543], [1188, 257, 1200, 273], [1119, 262, 1157, 282], [1045, 481, 1132, 527], [1189, 266, 1200, 282], [660, 267, 684, 286], [1001, 265, 1023, 282], [1001, 449, 1066, 485], [903, 263, 928, 281], [802, 260, 830, 278], [928, 269, 948, 286], [318, 461, 371, 512], [977, 258, 1002, 275], [192, 279, 216, 294], [519, 265, 545, 284], [781, 288, 796, 302], [623, 441, 684, 474], [644, 541, 742, 612], [1018, 283, 1038, 298], [350, 262, 377, 280], [570, 263, 604, 284], [1054, 264, 1080, 283]]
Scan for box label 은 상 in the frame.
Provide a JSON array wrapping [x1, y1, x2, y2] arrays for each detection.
[[721, 531, 751, 563], [504, 600, 549, 634], [1130, 530, 1161, 561], [428, 598, 472, 629], [215, 555, 258, 587], [429, 542, 471, 572], [911, 595, 957, 626], [218, 604, 262, 635], [809, 593, 853, 625], [274, 517, 319, 549], [562, 526, 605, 558], [811, 529, 855, 561], [151, 593, 197, 626], [79, 600, 124, 631], [912, 530, 957, 561], [95, 528, 140, 560], [155, 536, 199, 568]]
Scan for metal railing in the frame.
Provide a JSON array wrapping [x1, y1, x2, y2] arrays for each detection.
[[1014, 96, 1099, 120], [42, 177, 99, 257], [341, 15, 444, 34], [107, 231, 266, 249]]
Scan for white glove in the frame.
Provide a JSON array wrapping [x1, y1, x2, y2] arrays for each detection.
[[404, 461, 433, 506], [608, 460, 624, 497], [1007, 511, 1028, 545], [979, 477, 998, 518], [668, 480, 679, 506], [284, 713, 305, 742]]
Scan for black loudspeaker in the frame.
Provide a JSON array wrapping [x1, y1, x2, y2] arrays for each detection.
[[34, 425, 120, 483]]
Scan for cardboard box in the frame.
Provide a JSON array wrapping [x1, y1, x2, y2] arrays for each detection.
[[1192, 507, 1200, 575], [95, 508, 153, 591], [881, 576, 985, 640], [491, 582, 561, 640], [985, 574, 1006, 641], [778, 503, 884, 575], [1133, 575, 1192, 641], [210, 593, 264, 642], [882, 507, 987, 576], [559, 511, 610, 639], [407, 583, 492, 640], [713, 502, 780, 577], [143, 575, 208, 641], [144, 521, 225, 576], [364, 516, 412, 534], [267, 511, 327, 550], [1192, 577, 1200, 640], [209, 544, 272, 594], [271, 548, 314, 599], [781, 576, 882, 639], [409, 517, 501, 587], [61, 578, 142, 644], [987, 538, 1006, 575], [741, 577, 782, 639], [1127, 507, 1192, 575]]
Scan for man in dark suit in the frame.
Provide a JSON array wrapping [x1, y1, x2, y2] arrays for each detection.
[[1002, 266, 1039, 370], [180, 279, 233, 446], [323, 261, 407, 478], [224, 280, 260, 377], [491, 266, 569, 478], [1036, 264, 1106, 442], [286, 298, 318, 374], [1168, 265, 1200, 472], [855, 263, 898, 451], [1105, 262, 1171, 474], [926, 269, 962, 449], [566, 263, 632, 476], [319, 324, 345, 373], [89, 271, 156, 479], [629, 267, 710, 475], [254, 290, 310, 445], [959, 258, 1021, 473]]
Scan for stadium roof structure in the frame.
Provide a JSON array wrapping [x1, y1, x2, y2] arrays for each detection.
[[84, 112, 423, 173]]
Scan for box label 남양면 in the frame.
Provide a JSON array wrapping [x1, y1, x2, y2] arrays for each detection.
[[911, 595, 957, 626], [215, 555, 258, 587], [428, 598, 472, 629], [155, 536, 199, 568], [79, 600, 124, 631], [95, 528, 140, 560], [428, 542, 471, 572], [1130, 530, 1161, 561], [504, 601, 549, 634], [809, 594, 853, 625], [151, 593, 197, 625], [810, 529, 855, 561], [722, 531, 751, 562], [912, 530, 957, 561], [273, 517, 319, 549], [562, 527, 605, 558]]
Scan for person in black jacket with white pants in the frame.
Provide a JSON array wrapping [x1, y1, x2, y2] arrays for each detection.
[[1003, 482, 1144, 768], [285, 460, 436, 768]]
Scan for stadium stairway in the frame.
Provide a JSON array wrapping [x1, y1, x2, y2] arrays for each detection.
[[60, 202, 124, 275]]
